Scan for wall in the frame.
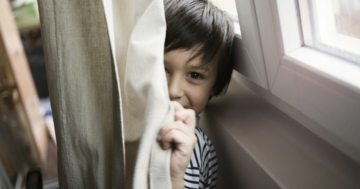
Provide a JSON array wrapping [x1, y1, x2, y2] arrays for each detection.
[[200, 71, 360, 189]]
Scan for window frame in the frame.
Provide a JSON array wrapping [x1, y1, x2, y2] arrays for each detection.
[[301, 0, 360, 64], [233, 0, 360, 163]]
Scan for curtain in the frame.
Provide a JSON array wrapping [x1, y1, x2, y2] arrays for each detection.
[[37, 0, 172, 188]]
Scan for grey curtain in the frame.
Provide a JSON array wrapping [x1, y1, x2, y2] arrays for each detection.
[[37, 0, 173, 188]]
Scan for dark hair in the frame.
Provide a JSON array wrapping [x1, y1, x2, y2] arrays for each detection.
[[164, 0, 234, 96]]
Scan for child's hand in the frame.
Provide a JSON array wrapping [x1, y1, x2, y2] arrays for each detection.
[[157, 101, 197, 189]]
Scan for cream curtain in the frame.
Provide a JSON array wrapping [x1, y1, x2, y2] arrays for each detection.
[[37, 0, 172, 188]]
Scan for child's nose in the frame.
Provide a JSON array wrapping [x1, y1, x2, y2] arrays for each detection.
[[168, 77, 184, 100]]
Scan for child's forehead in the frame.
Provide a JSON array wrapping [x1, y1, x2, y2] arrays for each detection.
[[188, 60, 212, 72]]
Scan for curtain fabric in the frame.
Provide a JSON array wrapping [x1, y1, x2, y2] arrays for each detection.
[[37, 0, 172, 188]]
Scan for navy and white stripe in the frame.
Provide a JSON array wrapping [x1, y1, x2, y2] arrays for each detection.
[[184, 117, 217, 189]]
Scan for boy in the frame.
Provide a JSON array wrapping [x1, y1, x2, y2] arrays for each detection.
[[157, 0, 234, 188]]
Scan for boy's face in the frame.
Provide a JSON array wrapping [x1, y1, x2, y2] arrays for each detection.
[[164, 49, 217, 115]]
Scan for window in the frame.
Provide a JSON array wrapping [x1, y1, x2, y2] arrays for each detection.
[[299, 0, 360, 64], [233, 0, 360, 164]]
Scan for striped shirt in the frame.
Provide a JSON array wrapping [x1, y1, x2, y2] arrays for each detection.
[[184, 117, 218, 189]]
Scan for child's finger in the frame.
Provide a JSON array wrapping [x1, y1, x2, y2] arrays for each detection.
[[160, 129, 195, 150], [157, 121, 190, 140], [160, 129, 185, 150], [174, 109, 196, 129], [171, 101, 184, 112]]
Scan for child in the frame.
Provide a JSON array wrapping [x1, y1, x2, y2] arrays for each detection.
[[156, 0, 234, 188]]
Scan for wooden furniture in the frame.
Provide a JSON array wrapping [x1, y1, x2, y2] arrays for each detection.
[[0, 0, 48, 186]]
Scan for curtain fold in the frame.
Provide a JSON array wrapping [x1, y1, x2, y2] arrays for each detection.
[[38, 0, 172, 188], [114, 0, 173, 188]]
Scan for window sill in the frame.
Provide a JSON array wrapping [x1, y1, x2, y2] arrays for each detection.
[[283, 46, 360, 95], [201, 74, 360, 188], [264, 45, 360, 164]]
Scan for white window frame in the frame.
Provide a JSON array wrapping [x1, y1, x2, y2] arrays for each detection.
[[304, 0, 360, 64], [234, 0, 360, 163]]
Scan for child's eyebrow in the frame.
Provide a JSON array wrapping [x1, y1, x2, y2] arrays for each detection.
[[191, 65, 210, 72]]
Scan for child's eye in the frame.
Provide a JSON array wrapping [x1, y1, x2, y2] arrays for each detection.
[[188, 72, 203, 79], [165, 67, 170, 74]]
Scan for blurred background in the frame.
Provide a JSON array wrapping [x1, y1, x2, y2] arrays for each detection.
[[1, 0, 57, 188]]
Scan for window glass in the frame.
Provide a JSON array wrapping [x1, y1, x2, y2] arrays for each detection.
[[299, 0, 360, 64]]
